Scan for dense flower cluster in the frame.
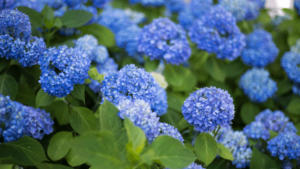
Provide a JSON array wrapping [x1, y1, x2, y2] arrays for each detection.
[[101, 64, 168, 116], [177, 0, 212, 29], [220, 0, 260, 22], [165, 0, 186, 13], [182, 87, 235, 132], [138, 18, 191, 65], [129, 0, 164, 7], [157, 123, 184, 143], [0, 94, 54, 142], [38, 45, 91, 97], [216, 127, 252, 168], [295, 0, 300, 15], [242, 29, 278, 67], [267, 132, 300, 160], [188, 6, 245, 61], [281, 52, 300, 83], [91, 0, 111, 8], [117, 99, 160, 142], [282, 159, 294, 169], [250, 0, 265, 9], [243, 121, 270, 140], [124, 9, 146, 24], [239, 68, 277, 103], [255, 109, 297, 133]]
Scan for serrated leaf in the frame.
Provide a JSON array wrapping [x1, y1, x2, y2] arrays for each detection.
[[47, 131, 73, 161], [164, 64, 186, 87], [286, 97, 300, 115], [149, 136, 196, 169], [41, 5, 54, 22], [70, 107, 97, 135], [66, 148, 87, 167], [217, 143, 234, 161], [0, 58, 10, 72], [240, 102, 260, 124], [99, 100, 127, 152], [36, 88, 55, 108], [269, 130, 278, 139], [0, 74, 18, 100], [195, 133, 218, 166], [52, 101, 70, 125], [71, 84, 85, 104], [17, 6, 43, 27], [53, 18, 62, 28], [205, 56, 226, 82], [15, 85, 36, 107], [124, 118, 146, 155], [250, 147, 279, 169], [80, 24, 115, 47], [144, 57, 160, 72], [60, 10, 93, 28]]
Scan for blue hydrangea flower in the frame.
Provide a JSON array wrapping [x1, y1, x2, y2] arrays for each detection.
[[282, 159, 294, 169], [14, 0, 46, 12], [130, 0, 164, 7], [117, 99, 160, 142], [98, 7, 133, 33], [295, 0, 300, 15], [0, 9, 31, 41], [38, 45, 91, 98], [267, 132, 300, 160], [243, 121, 270, 140], [272, 14, 291, 27], [291, 39, 300, 54], [188, 6, 245, 61], [0, 0, 15, 10], [64, 0, 87, 7], [182, 87, 235, 132], [255, 109, 297, 133], [242, 29, 278, 67], [249, 0, 265, 9], [239, 68, 277, 103], [101, 64, 168, 116], [167, 162, 205, 169], [292, 83, 300, 96], [220, 0, 260, 22], [281, 52, 300, 84], [91, 0, 111, 8], [178, 0, 212, 30], [138, 18, 191, 65], [165, 0, 185, 13], [157, 123, 184, 143], [88, 58, 118, 93], [0, 35, 46, 67], [0, 94, 54, 142], [54, 4, 68, 17], [216, 127, 252, 168], [124, 9, 146, 24], [91, 45, 109, 64]]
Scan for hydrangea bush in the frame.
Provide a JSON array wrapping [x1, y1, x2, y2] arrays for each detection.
[[0, 0, 299, 169]]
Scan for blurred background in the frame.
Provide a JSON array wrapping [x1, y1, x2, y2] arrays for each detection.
[[267, 0, 294, 16]]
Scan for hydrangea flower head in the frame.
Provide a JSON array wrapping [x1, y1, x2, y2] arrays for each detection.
[[167, 162, 205, 169], [239, 68, 277, 103], [243, 121, 270, 140], [0, 0, 15, 10], [291, 39, 300, 54], [91, 0, 111, 8], [38, 45, 91, 97], [249, 0, 265, 9], [124, 9, 146, 24], [220, 0, 260, 22], [188, 6, 245, 61], [91, 45, 109, 64], [281, 52, 300, 84], [165, 0, 185, 13], [64, 0, 87, 7], [267, 132, 300, 160], [138, 18, 191, 65], [117, 99, 160, 142], [282, 159, 294, 169], [242, 29, 278, 67], [157, 123, 184, 143], [130, 0, 164, 7], [292, 83, 300, 96], [295, 0, 300, 15], [0, 9, 31, 41], [182, 87, 235, 132]]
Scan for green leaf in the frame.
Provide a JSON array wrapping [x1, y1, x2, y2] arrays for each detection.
[[249, 139, 258, 146], [0, 58, 10, 72], [250, 147, 279, 169], [205, 56, 226, 82], [194, 133, 218, 166], [177, 118, 190, 131], [88, 67, 105, 83], [80, 24, 115, 47], [66, 148, 87, 167], [53, 18, 62, 28], [36, 163, 73, 169], [269, 130, 278, 139], [240, 102, 260, 124], [69, 131, 125, 169], [217, 143, 233, 161], [282, 8, 295, 16], [0, 136, 47, 166], [52, 101, 70, 125], [70, 107, 97, 135], [71, 84, 85, 104], [172, 69, 197, 92], [277, 80, 293, 96], [160, 108, 182, 128], [286, 97, 300, 115], [0, 165, 14, 169], [148, 135, 196, 169], [166, 92, 185, 112], [207, 158, 228, 169], [60, 10, 93, 28], [15, 85, 36, 107], [99, 100, 127, 152], [17, 6, 43, 27], [124, 118, 146, 155], [36, 88, 55, 108], [225, 59, 247, 78], [47, 131, 73, 161], [0, 74, 18, 100], [144, 57, 160, 72], [164, 64, 186, 87], [296, 123, 300, 136], [41, 5, 54, 22]]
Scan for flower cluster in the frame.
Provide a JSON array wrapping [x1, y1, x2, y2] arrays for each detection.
[[91, 0, 111, 8], [295, 0, 300, 15], [220, 0, 260, 22], [216, 127, 252, 168], [292, 83, 300, 96], [64, 0, 87, 7], [38, 45, 91, 98], [0, 94, 54, 143], [138, 18, 191, 65], [243, 121, 270, 140], [124, 9, 146, 24], [255, 109, 297, 133], [267, 132, 300, 160], [250, 0, 265, 9], [101, 64, 168, 116], [182, 87, 235, 132], [158, 123, 184, 143], [117, 99, 160, 142], [188, 6, 245, 61], [165, 0, 186, 13], [282, 159, 294, 169], [129, 0, 164, 7], [242, 29, 278, 67], [239, 68, 277, 103], [281, 52, 300, 84]]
